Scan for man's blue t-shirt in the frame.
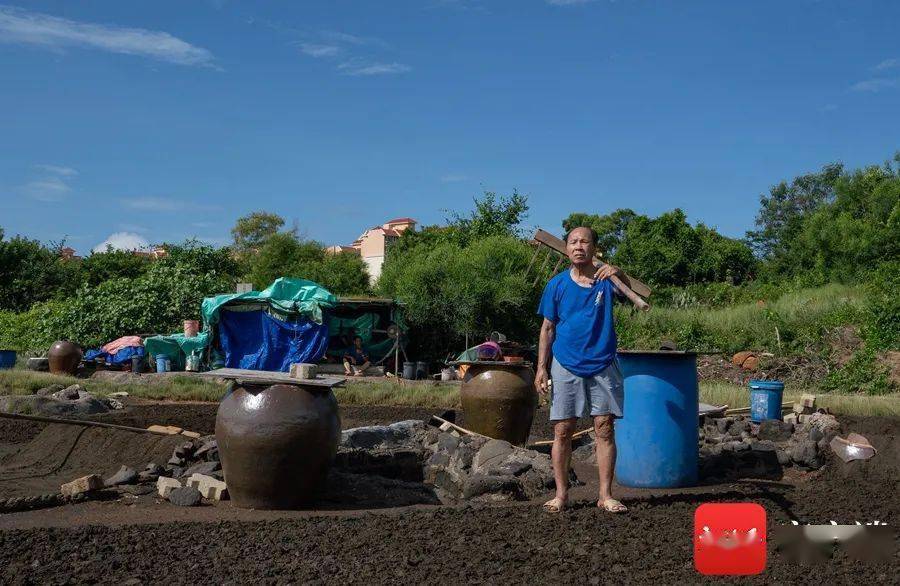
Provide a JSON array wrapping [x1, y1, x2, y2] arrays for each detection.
[[537, 270, 616, 377]]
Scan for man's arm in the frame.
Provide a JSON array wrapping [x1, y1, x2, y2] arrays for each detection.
[[534, 318, 555, 394]]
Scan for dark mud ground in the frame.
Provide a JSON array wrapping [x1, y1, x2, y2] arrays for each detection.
[[1, 403, 898, 584]]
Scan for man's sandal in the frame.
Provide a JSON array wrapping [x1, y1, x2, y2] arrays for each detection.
[[598, 498, 628, 513], [542, 497, 567, 513]]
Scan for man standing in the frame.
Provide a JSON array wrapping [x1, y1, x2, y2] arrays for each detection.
[[534, 226, 628, 513]]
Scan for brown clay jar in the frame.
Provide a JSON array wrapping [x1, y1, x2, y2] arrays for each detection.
[[215, 383, 341, 509], [459, 362, 537, 446], [47, 340, 83, 376]]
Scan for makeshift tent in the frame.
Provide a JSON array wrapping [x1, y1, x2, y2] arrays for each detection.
[[145, 278, 337, 372], [325, 298, 406, 366]]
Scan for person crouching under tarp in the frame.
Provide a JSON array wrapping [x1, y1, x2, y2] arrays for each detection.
[[343, 336, 371, 376]]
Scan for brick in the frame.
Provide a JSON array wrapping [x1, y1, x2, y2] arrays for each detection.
[[800, 394, 817, 409], [783, 413, 798, 425], [793, 403, 814, 415], [289, 362, 318, 380], [186, 473, 228, 500], [156, 476, 182, 498], [181, 430, 201, 439], [798, 414, 812, 424], [147, 425, 182, 435], [60, 474, 103, 497]]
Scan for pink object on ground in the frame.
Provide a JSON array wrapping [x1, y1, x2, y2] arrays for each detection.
[[101, 336, 143, 355], [184, 320, 200, 338]]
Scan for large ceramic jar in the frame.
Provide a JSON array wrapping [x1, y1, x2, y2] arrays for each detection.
[[48, 341, 83, 376], [459, 361, 537, 446], [215, 383, 341, 509]]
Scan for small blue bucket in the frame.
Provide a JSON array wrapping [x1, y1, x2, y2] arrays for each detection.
[[749, 379, 785, 422], [0, 350, 16, 370], [156, 354, 170, 373]]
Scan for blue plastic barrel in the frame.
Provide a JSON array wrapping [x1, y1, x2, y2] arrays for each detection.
[[749, 379, 784, 422], [156, 354, 169, 373], [615, 351, 699, 488], [0, 350, 16, 370]]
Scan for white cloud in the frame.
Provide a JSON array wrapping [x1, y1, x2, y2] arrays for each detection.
[[338, 60, 411, 76], [300, 43, 340, 58], [850, 78, 899, 93], [33, 164, 78, 176], [0, 5, 216, 68], [92, 232, 150, 253], [22, 177, 71, 202], [875, 58, 899, 71], [440, 174, 469, 182]]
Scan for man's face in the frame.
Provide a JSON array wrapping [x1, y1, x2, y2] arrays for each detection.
[[354, 338, 362, 348], [566, 228, 596, 264]]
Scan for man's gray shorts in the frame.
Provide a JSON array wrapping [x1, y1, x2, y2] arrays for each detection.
[[549, 358, 624, 421]]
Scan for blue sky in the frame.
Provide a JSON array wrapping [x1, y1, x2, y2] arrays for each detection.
[[1, 1, 898, 254]]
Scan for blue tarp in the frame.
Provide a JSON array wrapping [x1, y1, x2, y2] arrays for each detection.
[[84, 346, 145, 366], [217, 309, 329, 372]]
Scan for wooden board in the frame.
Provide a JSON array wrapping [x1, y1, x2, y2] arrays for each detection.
[[533, 229, 652, 298], [199, 368, 346, 388]]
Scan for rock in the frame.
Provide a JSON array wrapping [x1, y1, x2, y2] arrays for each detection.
[[167, 456, 185, 466], [807, 413, 840, 435], [117, 484, 155, 496], [462, 474, 522, 500], [26, 357, 50, 372], [472, 439, 516, 471], [35, 384, 65, 397], [103, 465, 138, 487], [0, 394, 109, 416], [437, 433, 460, 454], [790, 440, 820, 468], [194, 439, 218, 459], [184, 461, 220, 477], [758, 420, 794, 443], [750, 441, 776, 452], [776, 449, 791, 466], [51, 384, 86, 401], [716, 417, 733, 434], [341, 420, 426, 450], [492, 459, 532, 477], [729, 419, 750, 437], [168, 486, 202, 507], [60, 474, 103, 497], [808, 428, 824, 443], [104, 398, 125, 410]]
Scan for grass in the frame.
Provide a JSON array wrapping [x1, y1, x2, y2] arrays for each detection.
[[619, 283, 866, 354], [2, 368, 898, 416]]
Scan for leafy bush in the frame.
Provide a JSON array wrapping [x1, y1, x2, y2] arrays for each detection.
[[0, 233, 77, 312], [249, 233, 370, 295]]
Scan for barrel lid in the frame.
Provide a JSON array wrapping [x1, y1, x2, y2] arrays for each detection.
[[749, 379, 784, 390], [616, 350, 697, 357]]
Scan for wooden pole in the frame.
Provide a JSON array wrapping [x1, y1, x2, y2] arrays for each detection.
[[0, 411, 175, 436]]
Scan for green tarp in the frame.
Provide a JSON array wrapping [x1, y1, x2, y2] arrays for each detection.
[[144, 332, 210, 371], [326, 313, 404, 362], [201, 277, 338, 327], [145, 278, 338, 369]]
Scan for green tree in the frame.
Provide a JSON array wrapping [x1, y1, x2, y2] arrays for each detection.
[[0, 233, 72, 312], [562, 209, 638, 256], [249, 233, 370, 295], [747, 162, 843, 264], [445, 190, 529, 245], [78, 249, 151, 288], [231, 211, 287, 253]]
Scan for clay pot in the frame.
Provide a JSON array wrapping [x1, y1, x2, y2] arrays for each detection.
[[47, 341, 83, 376], [459, 362, 537, 446], [215, 383, 341, 509]]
